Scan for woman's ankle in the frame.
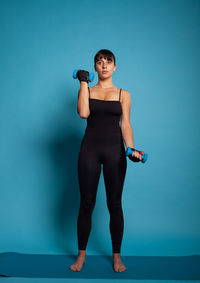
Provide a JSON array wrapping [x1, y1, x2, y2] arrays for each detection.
[[78, 250, 86, 257], [113, 252, 121, 259]]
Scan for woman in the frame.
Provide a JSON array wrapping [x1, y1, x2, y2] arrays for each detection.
[[70, 49, 143, 273]]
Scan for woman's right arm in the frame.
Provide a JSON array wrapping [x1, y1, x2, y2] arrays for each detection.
[[77, 81, 90, 118]]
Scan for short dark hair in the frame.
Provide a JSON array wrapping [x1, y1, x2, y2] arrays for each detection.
[[94, 49, 116, 66]]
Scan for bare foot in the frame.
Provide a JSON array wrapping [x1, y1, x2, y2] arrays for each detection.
[[113, 259, 126, 272], [69, 255, 85, 272]]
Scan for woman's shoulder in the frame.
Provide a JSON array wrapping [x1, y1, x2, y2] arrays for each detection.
[[120, 88, 130, 96], [120, 89, 131, 104], [120, 88, 129, 93]]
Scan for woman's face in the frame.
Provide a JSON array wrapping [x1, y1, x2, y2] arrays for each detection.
[[95, 56, 116, 78]]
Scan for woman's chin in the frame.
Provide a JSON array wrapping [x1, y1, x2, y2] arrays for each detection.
[[100, 74, 111, 79]]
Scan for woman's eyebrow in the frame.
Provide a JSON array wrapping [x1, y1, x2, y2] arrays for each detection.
[[97, 57, 112, 61]]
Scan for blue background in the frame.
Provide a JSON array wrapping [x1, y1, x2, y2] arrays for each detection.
[[0, 0, 199, 256]]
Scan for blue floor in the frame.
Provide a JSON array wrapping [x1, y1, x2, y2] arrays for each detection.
[[0, 280, 199, 283], [0, 252, 200, 281]]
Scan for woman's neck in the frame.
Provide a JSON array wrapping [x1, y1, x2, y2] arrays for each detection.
[[96, 80, 115, 89]]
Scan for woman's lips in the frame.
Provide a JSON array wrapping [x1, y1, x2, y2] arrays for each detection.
[[102, 71, 108, 73]]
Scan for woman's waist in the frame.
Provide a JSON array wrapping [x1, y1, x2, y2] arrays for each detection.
[[85, 125, 121, 135], [86, 122, 121, 131], [83, 126, 122, 143]]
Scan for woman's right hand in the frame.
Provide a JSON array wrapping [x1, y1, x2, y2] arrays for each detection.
[[77, 70, 89, 84]]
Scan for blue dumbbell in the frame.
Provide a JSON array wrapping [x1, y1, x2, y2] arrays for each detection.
[[125, 147, 148, 163], [73, 69, 95, 83]]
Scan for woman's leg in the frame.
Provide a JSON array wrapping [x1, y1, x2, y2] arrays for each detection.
[[102, 142, 127, 272], [70, 146, 101, 272], [102, 148, 127, 254], [77, 148, 101, 251]]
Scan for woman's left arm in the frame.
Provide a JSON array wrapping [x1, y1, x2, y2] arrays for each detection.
[[121, 90, 143, 160], [120, 90, 134, 149]]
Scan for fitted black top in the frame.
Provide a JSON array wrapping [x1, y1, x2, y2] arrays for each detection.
[[87, 87, 122, 129], [82, 87, 123, 146]]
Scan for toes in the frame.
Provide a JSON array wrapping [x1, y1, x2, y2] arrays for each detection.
[[77, 265, 82, 271], [121, 266, 126, 272], [115, 264, 126, 272], [114, 265, 120, 272], [70, 264, 78, 271], [70, 262, 85, 272]]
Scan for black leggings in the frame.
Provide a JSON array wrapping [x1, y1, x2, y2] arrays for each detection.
[[77, 133, 127, 253]]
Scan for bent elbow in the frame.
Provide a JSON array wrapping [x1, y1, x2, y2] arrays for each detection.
[[79, 112, 90, 119], [80, 115, 87, 119]]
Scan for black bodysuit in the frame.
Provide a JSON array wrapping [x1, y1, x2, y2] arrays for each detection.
[[77, 87, 127, 253]]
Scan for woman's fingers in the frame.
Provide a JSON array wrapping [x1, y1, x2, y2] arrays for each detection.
[[132, 151, 142, 160], [131, 151, 145, 160]]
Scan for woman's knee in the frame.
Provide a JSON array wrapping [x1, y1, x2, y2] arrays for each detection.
[[80, 197, 96, 214], [106, 199, 122, 213]]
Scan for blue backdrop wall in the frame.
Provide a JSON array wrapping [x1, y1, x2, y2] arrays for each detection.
[[0, 0, 199, 256]]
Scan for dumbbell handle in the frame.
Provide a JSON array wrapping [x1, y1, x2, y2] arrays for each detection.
[[125, 147, 148, 163]]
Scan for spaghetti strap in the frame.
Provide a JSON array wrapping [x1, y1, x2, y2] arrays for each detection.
[[119, 89, 122, 101], [88, 87, 90, 98]]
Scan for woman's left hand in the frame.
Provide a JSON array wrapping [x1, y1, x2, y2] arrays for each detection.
[[132, 150, 144, 161]]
